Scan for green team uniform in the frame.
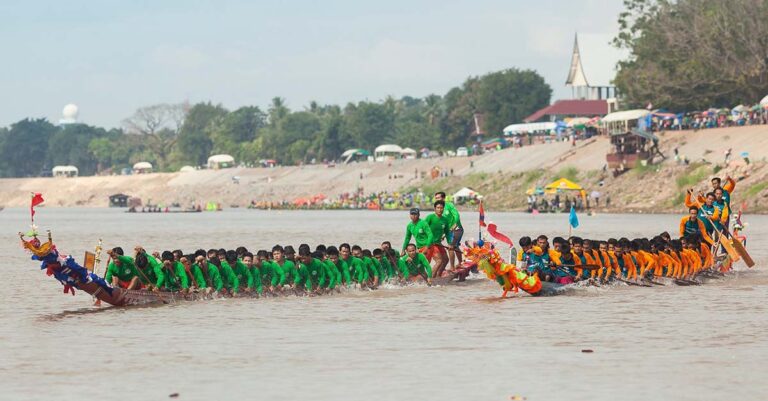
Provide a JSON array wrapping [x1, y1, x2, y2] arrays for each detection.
[[424, 213, 451, 245], [273, 259, 296, 284], [172, 261, 189, 290], [362, 256, 381, 281], [378, 257, 396, 280], [328, 258, 351, 285], [322, 260, 341, 288], [219, 260, 240, 293], [402, 219, 434, 251], [259, 260, 286, 288], [444, 201, 462, 229], [105, 255, 139, 283], [398, 253, 433, 278], [188, 262, 208, 288], [137, 253, 166, 288], [232, 259, 259, 294], [295, 258, 328, 290], [196, 261, 224, 291], [161, 261, 182, 291], [342, 256, 368, 283]]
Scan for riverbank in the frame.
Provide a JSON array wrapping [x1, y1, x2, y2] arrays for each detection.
[[0, 125, 766, 213]]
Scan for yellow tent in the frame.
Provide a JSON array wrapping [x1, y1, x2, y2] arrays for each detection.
[[544, 178, 587, 200]]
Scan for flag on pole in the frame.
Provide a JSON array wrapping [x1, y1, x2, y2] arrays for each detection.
[[487, 223, 513, 247], [479, 201, 486, 227], [30, 192, 44, 222], [569, 205, 579, 228]]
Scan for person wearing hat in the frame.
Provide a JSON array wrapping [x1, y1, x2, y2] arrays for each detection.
[[401, 208, 433, 255]]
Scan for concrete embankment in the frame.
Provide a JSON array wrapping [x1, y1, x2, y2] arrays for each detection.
[[0, 125, 767, 213]]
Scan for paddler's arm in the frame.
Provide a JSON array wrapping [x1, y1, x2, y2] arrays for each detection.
[[175, 262, 189, 289], [397, 258, 409, 278], [272, 262, 285, 287], [324, 262, 336, 289], [723, 176, 735, 193], [192, 264, 207, 288], [698, 220, 714, 245], [684, 190, 696, 208], [105, 262, 115, 283], [402, 226, 413, 253], [418, 253, 433, 278], [340, 260, 351, 284], [679, 217, 687, 237], [210, 266, 224, 292]]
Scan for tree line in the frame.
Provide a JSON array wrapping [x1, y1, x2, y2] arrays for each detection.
[[0, 68, 551, 177], [613, 0, 768, 110]]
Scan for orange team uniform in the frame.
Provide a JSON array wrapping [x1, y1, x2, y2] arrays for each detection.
[[590, 249, 604, 279], [679, 216, 714, 245], [638, 250, 657, 276], [699, 243, 713, 269], [571, 251, 596, 278], [605, 251, 621, 279]]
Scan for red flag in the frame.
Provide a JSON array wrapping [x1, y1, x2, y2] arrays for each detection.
[[487, 223, 513, 247], [31, 193, 44, 221], [479, 201, 486, 227]]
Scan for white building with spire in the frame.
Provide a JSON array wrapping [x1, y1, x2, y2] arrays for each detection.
[[565, 34, 625, 101]]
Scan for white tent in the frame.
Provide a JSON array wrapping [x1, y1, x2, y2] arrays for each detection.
[[600, 109, 649, 135], [453, 187, 483, 201], [133, 162, 153, 174], [760, 95, 768, 106], [52, 165, 78, 177], [401, 147, 417, 159], [374, 144, 403, 161], [207, 154, 235, 169], [179, 165, 196, 173], [503, 122, 557, 135]]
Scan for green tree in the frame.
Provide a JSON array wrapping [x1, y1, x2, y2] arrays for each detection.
[[476, 68, 551, 136], [0, 119, 57, 177], [176, 102, 228, 166], [48, 124, 109, 175], [613, 0, 768, 110], [344, 102, 395, 149]]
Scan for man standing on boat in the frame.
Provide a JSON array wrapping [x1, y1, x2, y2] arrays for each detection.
[[401, 208, 433, 256], [434, 191, 463, 272], [424, 200, 451, 278]]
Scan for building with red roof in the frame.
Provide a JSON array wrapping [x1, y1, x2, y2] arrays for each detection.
[[524, 99, 609, 123]]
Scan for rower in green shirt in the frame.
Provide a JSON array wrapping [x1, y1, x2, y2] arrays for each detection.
[[326, 246, 351, 286], [105, 248, 141, 290], [160, 251, 184, 291], [296, 249, 329, 292], [134, 249, 166, 291], [226, 250, 257, 295], [423, 200, 451, 278], [435, 191, 464, 271], [352, 246, 379, 287], [401, 208, 434, 254], [180, 254, 207, 290], [194, 253, 224, 293], [398, 244, 432, 283], [272, 245, 297, 287], [373, 248, 395, 282], [340, 243, 368, 284], [215, 251, 240, 295], [256, 250, 285, 292]]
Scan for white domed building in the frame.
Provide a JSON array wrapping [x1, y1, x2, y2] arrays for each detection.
[[59, 104, 79, 125]]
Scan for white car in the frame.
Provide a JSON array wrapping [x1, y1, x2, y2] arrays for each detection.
[[456, 147, 469, 157]]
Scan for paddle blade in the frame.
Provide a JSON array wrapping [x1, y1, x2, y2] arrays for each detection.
[[732, 238, 755, 267]]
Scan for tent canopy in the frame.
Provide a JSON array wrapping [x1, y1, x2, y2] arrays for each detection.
[[341, 148, 370, 157], [208, 154, 234, 164], [401, 147, 417, 154], [179, 165, 195, 172], [544, 178, 583, 193], [52, 165, 78, 173], [374, 144, 403, 153], [600, 109, 649, 124], [760, 94, 768, 106], [453, 187, 482, 199], [133, 162, 153, 170], [503, 122, 556, 135]]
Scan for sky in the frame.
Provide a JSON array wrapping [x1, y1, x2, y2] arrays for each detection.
[[0, 0, 626, 128]]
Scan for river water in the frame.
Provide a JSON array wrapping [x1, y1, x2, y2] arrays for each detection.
[[1, 208, 767, 401]]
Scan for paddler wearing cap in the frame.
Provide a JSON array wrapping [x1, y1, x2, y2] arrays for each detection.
[[401, 207, 433, 255]]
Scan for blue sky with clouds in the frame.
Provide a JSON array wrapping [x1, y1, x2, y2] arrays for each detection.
[[0, 0, 625, 128]]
